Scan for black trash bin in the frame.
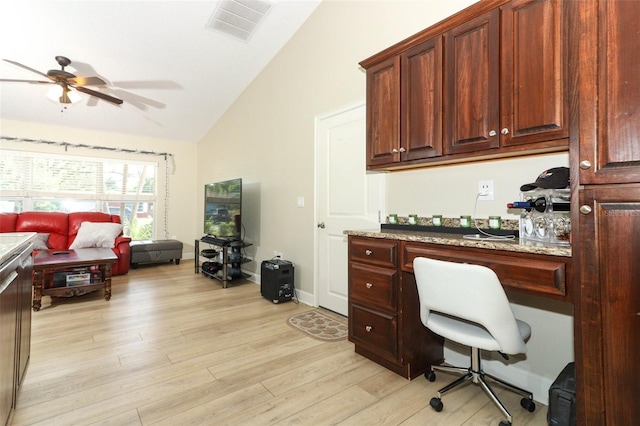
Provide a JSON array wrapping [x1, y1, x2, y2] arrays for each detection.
[[548, 362, 576, 426]]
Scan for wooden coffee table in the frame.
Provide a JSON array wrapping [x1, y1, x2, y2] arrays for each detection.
[[32, 248, 118, 311]]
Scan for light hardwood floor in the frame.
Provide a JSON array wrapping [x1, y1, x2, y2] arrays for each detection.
[[12, 262, 548, 425]]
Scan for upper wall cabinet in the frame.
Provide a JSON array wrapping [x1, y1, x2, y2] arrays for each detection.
[[576, 0, 640, 185], [400, 36, 445, 162], [500, 0, 568, 147], [365, 57, 400, 168], [444, 9, 500, 154], [362, 0, 569, 171]]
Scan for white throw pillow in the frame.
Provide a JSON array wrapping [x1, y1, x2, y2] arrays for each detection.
[[32, 233, 50, 250], [69, 222, 123, 249]]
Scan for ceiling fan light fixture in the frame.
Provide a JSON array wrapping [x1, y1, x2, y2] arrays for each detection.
[[66, 89, 82, 104], [47, 84, 81, 104]]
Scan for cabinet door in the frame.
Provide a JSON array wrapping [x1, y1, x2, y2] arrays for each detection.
[[577, 185, 640, 425], [0, 272, 18, 426], [17, 253, 32, 387], [500, 0, 568, 147], [444, 9, 500, 154], [366, 56, 400, 168], [577, 0, 640, 184], [401, 36, 444, 161]]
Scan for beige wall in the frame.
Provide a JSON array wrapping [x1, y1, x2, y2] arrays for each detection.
[[196, 0, 572, 403], [0, 118, 198, 245], [197, 0, 480, 289]]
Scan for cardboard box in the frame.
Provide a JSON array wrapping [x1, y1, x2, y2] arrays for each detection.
[[66, 272, 91, 286]]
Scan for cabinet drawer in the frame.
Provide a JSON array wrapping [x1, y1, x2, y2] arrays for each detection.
[[403, 242, 570, 299], [349, 262, 397, 311], [349, 304, 397, 360], [349, 237, 398, 268]]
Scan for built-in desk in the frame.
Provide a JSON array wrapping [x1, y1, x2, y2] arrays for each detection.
[[344, 229, 572, 380]]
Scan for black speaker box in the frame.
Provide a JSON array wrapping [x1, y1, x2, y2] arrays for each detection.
[[548, 362, 576, 426], [261, 259, 294, 303]]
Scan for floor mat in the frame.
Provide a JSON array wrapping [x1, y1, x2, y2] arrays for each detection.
[[287, 309, 348, 341]]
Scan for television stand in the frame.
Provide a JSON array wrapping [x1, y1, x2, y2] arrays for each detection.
[[194, 236, 251, 288]]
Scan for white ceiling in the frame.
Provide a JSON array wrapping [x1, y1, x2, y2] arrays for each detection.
[[0, 0, 321, 143]]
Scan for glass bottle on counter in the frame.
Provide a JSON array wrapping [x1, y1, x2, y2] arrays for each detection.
[[507, 197, 570, 213]]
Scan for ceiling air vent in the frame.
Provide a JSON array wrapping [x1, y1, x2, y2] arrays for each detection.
[[207, 0, 273, 42]]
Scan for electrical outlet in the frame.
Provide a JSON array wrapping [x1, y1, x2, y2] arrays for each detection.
[[478, 180, 494, 201]]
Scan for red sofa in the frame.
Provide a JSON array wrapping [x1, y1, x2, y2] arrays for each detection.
[[0, 211, 131, 275]]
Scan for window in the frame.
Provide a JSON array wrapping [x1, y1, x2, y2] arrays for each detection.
[[0, 150, 157, 239]]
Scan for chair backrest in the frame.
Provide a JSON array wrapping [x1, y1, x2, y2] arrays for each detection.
[[413, 256, 526, 354]]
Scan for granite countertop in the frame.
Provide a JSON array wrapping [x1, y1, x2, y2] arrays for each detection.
[[0, 232, 37, 264], [344, 228, 572, 257]]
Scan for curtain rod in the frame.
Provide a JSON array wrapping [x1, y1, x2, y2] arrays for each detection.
[[1, 135, 174, 159]]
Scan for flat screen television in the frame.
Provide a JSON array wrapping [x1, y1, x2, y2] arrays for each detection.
[[204, 178, 242, 239]]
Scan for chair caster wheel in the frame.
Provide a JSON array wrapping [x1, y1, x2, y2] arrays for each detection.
[[499, 421, 511, 426], [425, 370, 436, 382], [429, 397, 443, 412], [521, 397, 536, 412]]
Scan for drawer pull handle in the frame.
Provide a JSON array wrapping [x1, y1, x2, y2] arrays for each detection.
[[365, 326, 372, 332], [365, 250, 372, 256], [366, 283, 373, 289]]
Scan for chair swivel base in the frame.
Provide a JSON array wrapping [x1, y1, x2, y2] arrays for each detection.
[[425, 348, 536, 426]]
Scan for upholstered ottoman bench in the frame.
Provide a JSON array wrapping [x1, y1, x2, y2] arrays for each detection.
[[130, 239, 183, 268]]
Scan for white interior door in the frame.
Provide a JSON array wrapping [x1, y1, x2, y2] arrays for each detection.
[[315, 102, 384, 316]]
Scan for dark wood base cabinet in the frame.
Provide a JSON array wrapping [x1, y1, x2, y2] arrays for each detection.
[[348, 237, 443, 379], [0, 245, 33, 426], [576, 186, 640, 425]]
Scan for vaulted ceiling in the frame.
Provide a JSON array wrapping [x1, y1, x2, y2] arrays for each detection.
[[0, 0, 321, 143]]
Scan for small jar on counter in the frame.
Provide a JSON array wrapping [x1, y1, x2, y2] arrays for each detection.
[[432, 215, 443, 227], [489, 215, 502, 229], [388, 214, 398, 224], [460, 215, 472, 228], [408, 214, 418, 225]]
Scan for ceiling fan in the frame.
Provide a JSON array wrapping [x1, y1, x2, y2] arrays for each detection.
[[0, 55, 123, 105]]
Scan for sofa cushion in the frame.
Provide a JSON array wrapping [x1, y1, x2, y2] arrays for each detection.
[[0, 213, 18, 233], [69, 222, 124, 249], [15, 211, 69, 249], [32, 233, 51, 250]]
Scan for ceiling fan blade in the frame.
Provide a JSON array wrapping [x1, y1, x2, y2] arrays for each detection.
[[74, 86, 123, 105], [2, 59, 53, 80], [69, 76, 106, 86], [0, 78, 52, 84]]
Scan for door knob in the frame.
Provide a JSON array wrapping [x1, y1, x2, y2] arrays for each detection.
[[580, 205, 592, 214], [317, 222, 325, 229], [501, 128, 510, 135], [489, 130, 497, 137]]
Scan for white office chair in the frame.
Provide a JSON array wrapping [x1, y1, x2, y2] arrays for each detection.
[[413, 257, 536, 426]]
